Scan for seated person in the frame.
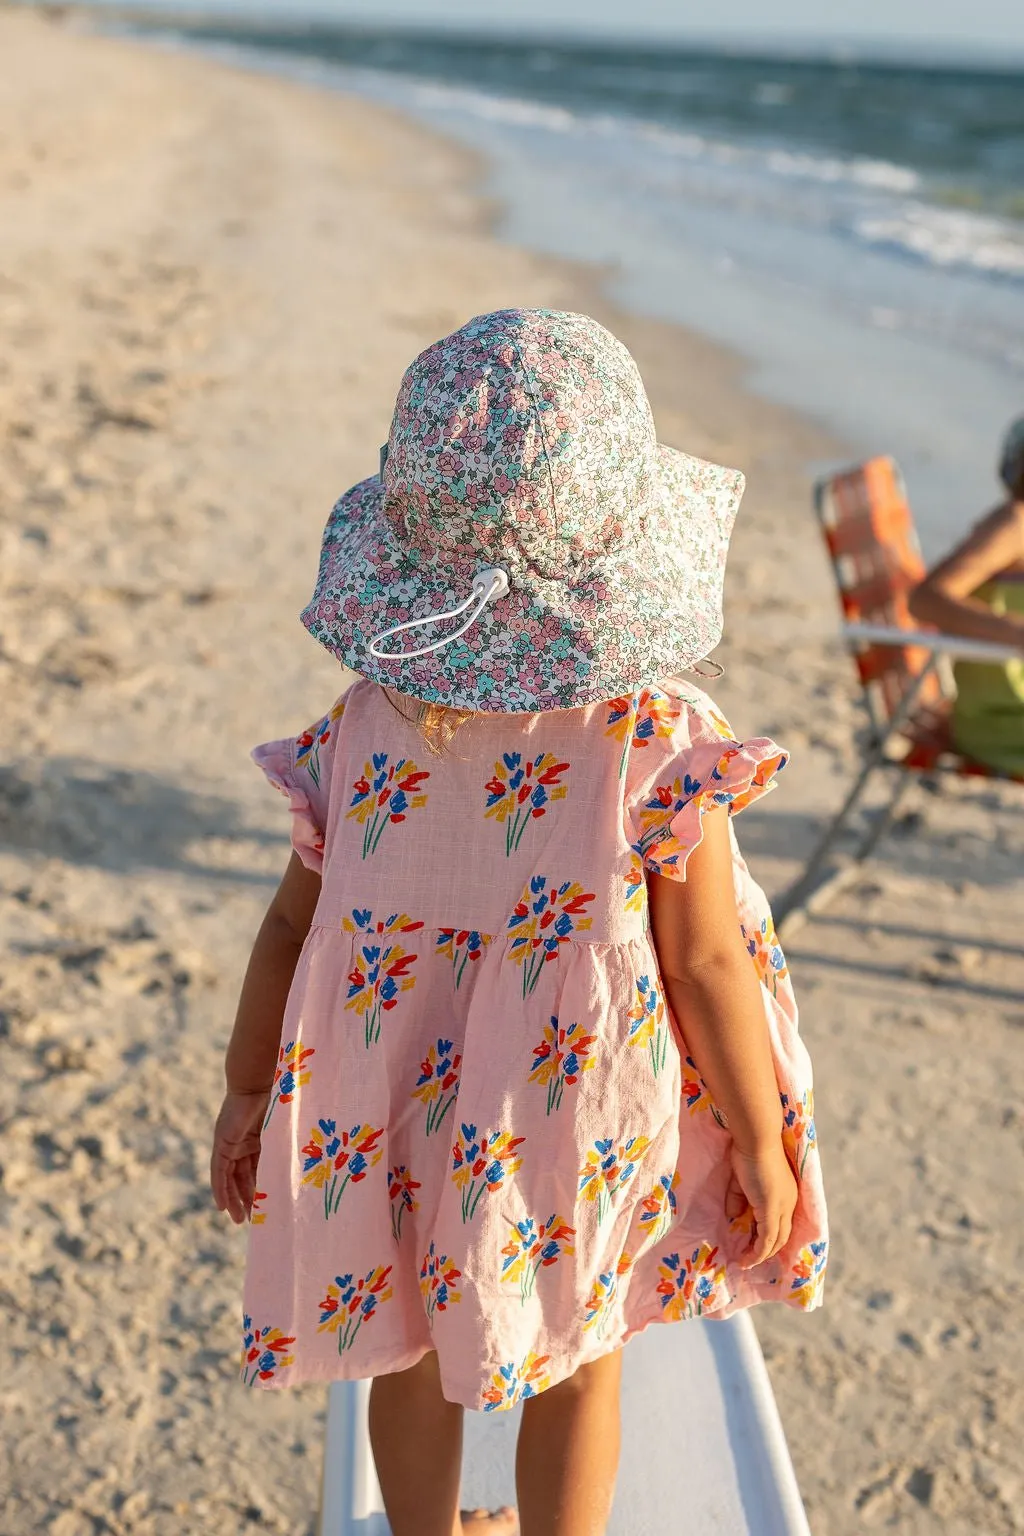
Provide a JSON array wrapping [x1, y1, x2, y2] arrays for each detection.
[[908, 418, 1024, 775]]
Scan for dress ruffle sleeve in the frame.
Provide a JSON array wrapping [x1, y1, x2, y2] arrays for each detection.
[[624, 681, 788, 880], [251, 696, 347, 875]]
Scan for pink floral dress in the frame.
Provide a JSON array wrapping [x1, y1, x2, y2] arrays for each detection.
[[240, 678, 827, 1408]]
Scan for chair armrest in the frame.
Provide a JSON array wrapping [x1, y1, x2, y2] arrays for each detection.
[[842, 622, 1021, 665]]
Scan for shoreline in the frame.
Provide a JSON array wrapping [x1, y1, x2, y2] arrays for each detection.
[[2, 11, 1022, 1536], [86, 11, 1024, 557]]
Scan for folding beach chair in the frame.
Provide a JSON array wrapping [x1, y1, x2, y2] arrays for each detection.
[[317, 1312, 813, 1534], [775, 456, 1022, 934]]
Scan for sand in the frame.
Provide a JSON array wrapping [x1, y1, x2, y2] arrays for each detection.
[[1, 10, 1022, 1534]]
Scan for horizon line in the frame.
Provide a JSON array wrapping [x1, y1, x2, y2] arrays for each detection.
[[39, 2, 1024, 71]]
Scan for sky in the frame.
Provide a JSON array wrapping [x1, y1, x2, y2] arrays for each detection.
[[73, 0, 1024, 58]]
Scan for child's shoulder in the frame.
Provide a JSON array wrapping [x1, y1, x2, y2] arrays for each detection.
[[646, 676, 737, 743]]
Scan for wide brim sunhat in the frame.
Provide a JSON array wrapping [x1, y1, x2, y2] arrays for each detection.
[[301, 309, 745, 713]]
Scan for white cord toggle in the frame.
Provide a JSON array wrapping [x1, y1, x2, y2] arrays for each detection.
[[368, 567, 511, 660]]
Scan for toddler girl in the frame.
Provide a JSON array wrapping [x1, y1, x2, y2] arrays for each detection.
[[211, 309, 828, 1536]]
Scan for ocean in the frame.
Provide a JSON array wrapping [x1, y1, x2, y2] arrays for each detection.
[[126, 21, 1024, 552]]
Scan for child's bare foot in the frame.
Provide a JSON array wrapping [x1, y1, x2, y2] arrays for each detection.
[[459, 1508, 518, 1534]]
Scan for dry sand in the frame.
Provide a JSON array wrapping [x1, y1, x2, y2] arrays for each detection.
[[1, 10, 1022, 1534]]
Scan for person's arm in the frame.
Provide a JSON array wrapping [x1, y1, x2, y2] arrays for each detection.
[[648, 808, 795, 1267], [908, 500, 1024, 649], [225, 851, 322, 1091], [211, 852, 321, 1223]]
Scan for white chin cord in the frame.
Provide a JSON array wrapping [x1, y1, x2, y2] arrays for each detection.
[[368, 567, 511, 660]]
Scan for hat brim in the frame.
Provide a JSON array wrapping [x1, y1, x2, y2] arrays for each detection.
[[300, 445, 743, 713]]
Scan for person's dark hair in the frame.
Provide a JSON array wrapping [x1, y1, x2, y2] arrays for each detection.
[[998, 415, 1024, 499]]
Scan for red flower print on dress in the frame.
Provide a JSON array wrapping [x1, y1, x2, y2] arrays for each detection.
[[582, 1251, 632, 1338], [317, 1264, 393, 1355], [295, 699, 346, 790], [263, 1040, 314, 1129], [500, 1213, 575, 1304], [626, 974, 670, 1078], [624, 846, 646, 915], [605, 688, 679, 775], [578, 1135, 651, 1224], [435, 929, 488, 990], [656, 1243, 729, 1319], [484, 751, 569, 855], [481, 1351, 551, 1412], [388, 1164, 421, 1241], [300, 1119, 384, 1220], [451, 1124, 525, 1223], [419, 1242, 462, 1323], [781, 1089, 817, 1176], [790, 1241, 827, 1309], [249, 1190, 268, 1226], [743, 916, 789, 998], [529, 1015, 596, 1114], [637, 775, 703, 860], [411, 1038, 462, 1136], [507, 876, 594, 997], [343, 909, 423, 1048], [637, 1173, 680, 1246], [347, 753, 430, 858], [681, 1055, 728, 1127], [240, 1316, 295, 1385]]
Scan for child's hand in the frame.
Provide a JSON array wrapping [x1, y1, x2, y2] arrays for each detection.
[[211, 1088, 271, 1225], [725, 1141, 798, 1270]]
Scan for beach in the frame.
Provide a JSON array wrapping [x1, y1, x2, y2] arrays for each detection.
[[1, 9, 1022, 1534]]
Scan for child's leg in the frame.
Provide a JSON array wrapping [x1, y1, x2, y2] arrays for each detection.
[[368, 1353, 517, 1536], [515, 1350, 623, 1536]]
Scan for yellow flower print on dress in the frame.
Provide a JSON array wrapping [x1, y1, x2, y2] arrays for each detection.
[[295, 699, 346, 790], [742, 915, 789, 997], [300, 1120, 384, 1221], [507, 876, 594, 996], [781, 1089, 817, 1176], [637, 1173, 680, 1246], [411, 1037, 462, 1136], [419, 1242, 462, 1323], [582, 1251, 632, 1338], [578, 1135, 651, 1224], [624, 846, 646, 915], [626, 974, 670, 1077], [481, 1351, 551, 1412], [263, 1039, 314, 1130], [249, 1190, 267, 1226], [790, 1241, 827, 1309], [343, 909, 423, 1048], [484, 751, 570, 855], [347, 753, 430, 859], [529, 1015, 596, 1115], [681, 1055, 728, 1128], [500, 1213, 575, 1304], [240, 1317, 294, 1386], [656, 1242, 729, 1320], [317, 1264, 394, 1355], [451, 1125, 525, 1223], [605, 688, 679, 776]]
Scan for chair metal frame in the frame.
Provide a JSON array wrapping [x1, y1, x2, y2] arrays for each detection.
[[775, 459, 1020, 936]]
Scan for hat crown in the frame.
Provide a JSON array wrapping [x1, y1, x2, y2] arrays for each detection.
[[382, 310, 659, 581]]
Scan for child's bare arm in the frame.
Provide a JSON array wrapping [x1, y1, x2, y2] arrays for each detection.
[[225, 851, 321, 1092], [648, 807, 795, 1265], [648, 809, 780, 1150], [211, 853, 320, 1224]]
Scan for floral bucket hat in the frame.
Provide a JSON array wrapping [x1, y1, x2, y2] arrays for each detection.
[[301, 309, 745, 713]]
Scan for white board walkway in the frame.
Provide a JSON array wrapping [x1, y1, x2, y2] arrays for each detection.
[[318, 1313, 811, 1536]]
